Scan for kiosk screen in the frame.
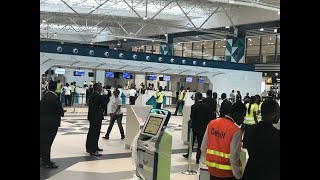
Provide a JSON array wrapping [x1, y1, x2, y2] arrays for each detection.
[[143, 116, 163, 136]]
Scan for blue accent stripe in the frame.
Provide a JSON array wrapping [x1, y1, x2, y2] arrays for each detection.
[[40, 41, 255, 71]]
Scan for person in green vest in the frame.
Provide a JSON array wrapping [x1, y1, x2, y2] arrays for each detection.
[[173, 86, 186, 116], [55, 80, 62, 100], [155, 86, 164, 109], [90, 81, 94, 86], [70, 82, 75, 106]]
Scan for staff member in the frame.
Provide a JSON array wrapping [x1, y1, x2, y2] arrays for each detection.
[[85, 83, 105, 156], [220, 93, 232, 117], [200, 102, 247, 180], [242, 96, 258, 134], [242, 99, 280, 180], [155, 86, 164, 109], [203, 89, 217, 120], [55, 80, 62, 100], [90, 81, 94, 86], [70, 82, 75, 106], [173, 86, 186, 116], [40, 81, 65, 168], [129, 86, 137, 105]]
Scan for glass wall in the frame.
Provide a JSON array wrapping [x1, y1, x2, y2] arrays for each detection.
[[245, 34, 280, 64]]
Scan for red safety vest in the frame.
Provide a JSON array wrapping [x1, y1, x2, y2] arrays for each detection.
[[206, 117, 241, 178]]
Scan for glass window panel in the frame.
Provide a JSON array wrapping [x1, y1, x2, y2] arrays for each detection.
[[262, 36, 276, 46], [247, 37, 260, 46], [214, 40, 226, 48], [261, 45, 276, 55], [174, 50, 182, 57], [183, 42, 192, 51], [276, 55, 280, 63], [145, 45, 153, 54], [193, 42, 202, 50], [246, 45, 260, 55], [203, 49, 213, 60], [266, 55, 276, 63], [153, 45, 160, 54], [193, 49, 202, 57], [193, 56, 202, 59], [246, 56, 260, 64], [203, 41, 214, 49], [183, 50, 192, 57], [132, 46, 139, 52], [276, 45, 280, 55], [174, 43, 183, 51], [277, 35, 280, 44], [214, 47, 225, 56]]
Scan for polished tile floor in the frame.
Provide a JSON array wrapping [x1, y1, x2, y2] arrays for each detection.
[[41, 106, 199, 180]]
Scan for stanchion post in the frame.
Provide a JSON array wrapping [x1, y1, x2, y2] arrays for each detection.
[[181, 128, 197, 175]]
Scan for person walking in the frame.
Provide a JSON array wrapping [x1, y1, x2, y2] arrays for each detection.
[[55, 80, 62, 101], [63, 83, 71, 106], [242, 99, 280, 180], [242, 96, 258, 134], [85, 83, 105, 156], [103, 89, 125, 140], [219, 93, 232, 117], [243, 93, 250, 104], [40, 81, 65, 168], [70, 82, 75, 106], [103, 85, 112, 116], [173, 86, 186, 116], [200, 101, 247, 180], [229, 90, 235, 103], [129, 86, 137, 105], [155, 86, 164, 109], [236, 91, 242, 103], [183, 92, 211, 164], [255, 95, 262, 122]]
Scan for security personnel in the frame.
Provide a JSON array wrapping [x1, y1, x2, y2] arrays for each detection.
[[173, 86, 186, 115], [55, 80, 62, 100], [90, 81, 94, 86], [200, 102, 247, 180], [155, 86, 164, 109], [70, 82, 75, 106], [242, 96, 258, 134], [83, 81, 87, 87], [255, 95, 262, 122]]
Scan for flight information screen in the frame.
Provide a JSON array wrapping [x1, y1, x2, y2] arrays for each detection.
[[143, 116, 163, 136]]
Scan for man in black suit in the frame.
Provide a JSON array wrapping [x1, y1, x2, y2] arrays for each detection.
[[203, 89, 217, 120], [242, 99, 280, 180], [183, 92, 211, 164], [86, 83, 105, 156], [219, 93, 232, 117], [40, 81, 65, 169], [103, 85, 112, 116]]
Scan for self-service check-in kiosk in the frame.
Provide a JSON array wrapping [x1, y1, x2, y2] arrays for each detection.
[[134, 109, 172, 180]]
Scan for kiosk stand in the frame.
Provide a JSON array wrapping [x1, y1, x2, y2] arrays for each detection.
[[132, 109, 172, 180]]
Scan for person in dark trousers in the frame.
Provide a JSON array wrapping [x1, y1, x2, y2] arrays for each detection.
[[183, 92, 211, 164], [85, 83, 105, 156], [103, 89, 125, 140], [243, 93, 250, 104], [103, 85, 112, 116], [86, 85, 94, 106], [203, 89, 217, 120], [173, 86, 186, 116], [40, 81, 65, 168], [129, 86, 137, 105], [155, 86, 164, 109], [242, 99, 280, 180], [236, 91, 242, 103], [219, 93, 232, 117]]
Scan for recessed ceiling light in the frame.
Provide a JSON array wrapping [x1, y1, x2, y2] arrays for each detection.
[[225, 25, 230, 28], [248, 38, 252, 41], [90, 42, 93, 44], [143, 17, 148, 20], [42, 20, 46, 23], [54, 33, 57, 36], [196, 36, 199, 38], [260, 28, 264, 31], [216, 43, 218, 45], [274, 29, 278, 33], [229, 0, 235, 3], [202, 42, 205, 45], [223, 45, 225, 47], [90, 7, 96, 10], [278, 11, 280, 14], [124, 39, 127, 41], [178, 42, 181, 44], [223, 39, 226, 41], [129, 32, 133, 35], [141, 45, 144, 47], [250, 44, 252, 46], [269, 37, 272, 40]]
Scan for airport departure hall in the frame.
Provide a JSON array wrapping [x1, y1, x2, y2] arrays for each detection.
[[40, 0, 280, 180]]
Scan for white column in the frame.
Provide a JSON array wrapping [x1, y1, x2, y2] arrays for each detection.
[[95, 70, 105, 86], [134, 74, 146, 88]]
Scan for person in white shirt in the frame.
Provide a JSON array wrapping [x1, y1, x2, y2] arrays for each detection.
[[102, 89, 125, 139], [230, 90, 236, 103], [129, 87, 137, 105], [63, 83, 71, 106]]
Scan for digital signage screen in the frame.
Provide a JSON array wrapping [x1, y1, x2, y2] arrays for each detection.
[[123, 72, 132, 79], [148, 75, 157, 81], [55, 68, 65, 75], [186, 77, 192, 82], [106, 72, 114, 78], [74, 70, 85, 76], [198, 78, 205, 83], [163, 75, 170, 81]]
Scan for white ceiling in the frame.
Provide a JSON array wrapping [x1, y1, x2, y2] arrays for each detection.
[[40, 0, 280, 43]]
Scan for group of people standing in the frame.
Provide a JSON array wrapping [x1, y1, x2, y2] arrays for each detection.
[[184, 89, 279, 180]]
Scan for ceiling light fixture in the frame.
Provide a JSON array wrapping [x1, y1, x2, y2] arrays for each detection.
[[278, 11, 280, 14], [269, 37, 272, 40], [248, 38, 252, 41], [225, 26, 230, 28], [229, 0, 235, 3], [274, 29, 278, 33], [54, 33, 57, 36], [90, 42, 93, 44], [124, 39, 127, 41], [90, 7, 96, 10], [223, 39, 226, 41], [260, 28, 264, 31], [143, 17, 148, 20], [129, 32, 133, 35], [42, 20, 46, 23], [250, 44, 252, 46]]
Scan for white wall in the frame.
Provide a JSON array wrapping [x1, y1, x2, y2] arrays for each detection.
[[95, 70, 105, 87], [208, 70, 262, 99], [135, 74, 146, 88]]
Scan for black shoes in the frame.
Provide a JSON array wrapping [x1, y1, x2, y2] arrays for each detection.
[[182, 154, 189, 159], [121, 135, 125, 139], [89, 151, 102, 156], [196, 159, 199, 164], [97, 148, 103, 151], [102, 136, 109, 139], [42, 162, 59, 169]]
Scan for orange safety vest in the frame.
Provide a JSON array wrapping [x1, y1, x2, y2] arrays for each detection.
[[206, 117, 241, 178]]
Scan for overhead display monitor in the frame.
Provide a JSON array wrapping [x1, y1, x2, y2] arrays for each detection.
[[198, 77, 205, 83], [88, 72, 95, 77], [148, 75, 157, 81], [163, 75, 170, 81], [123, 72, 133, 79], [186, 77, 192, 82], [74, 70, 85, 76], [142, 116, 164, 136], [106, 71, 114, 78], [55, 68, 65, 75]]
